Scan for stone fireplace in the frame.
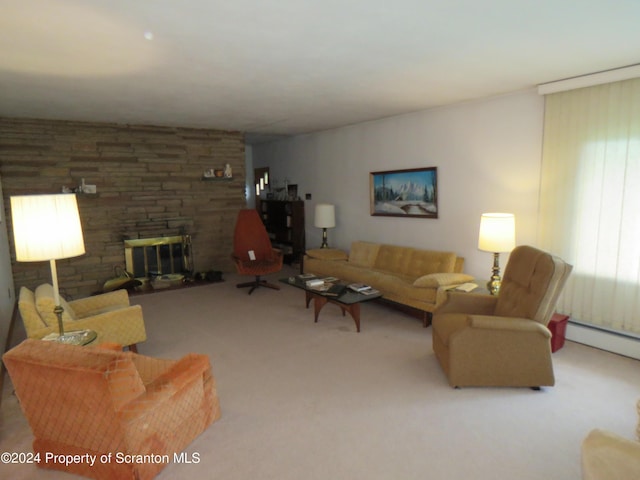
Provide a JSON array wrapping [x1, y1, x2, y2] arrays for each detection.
[[124, 235, 192, 281], [1, 117, 246, 299]]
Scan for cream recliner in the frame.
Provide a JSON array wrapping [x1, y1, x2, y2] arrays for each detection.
[[432, 245, 572, 388], [18, 284, 147, 351]]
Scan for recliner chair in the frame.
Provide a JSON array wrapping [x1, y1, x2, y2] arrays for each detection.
[[432, 245, 572, 388], [231, 209, 284, 294]]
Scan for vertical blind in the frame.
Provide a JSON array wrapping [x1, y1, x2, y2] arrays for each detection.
[[539, 77, 640, 335]]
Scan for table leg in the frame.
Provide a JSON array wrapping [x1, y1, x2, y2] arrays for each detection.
[[305, 291, 313, 309], [312, 296, 361, 332], [346, 303, 361, 332], [313, 296, 329, 323]]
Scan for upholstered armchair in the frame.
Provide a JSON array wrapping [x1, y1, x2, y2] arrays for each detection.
[[432, 245, 572, 388], [231, 209, 283, 294], [3, 338, 221, 480], [18, 284, 147, 351], [581, 400, 640, 479]]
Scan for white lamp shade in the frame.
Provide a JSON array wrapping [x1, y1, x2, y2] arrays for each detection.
[[314, 204, 336, 228], [478, 213, 516, 253], [11, 194, 86, 261]]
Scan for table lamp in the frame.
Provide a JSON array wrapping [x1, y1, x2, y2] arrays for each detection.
[[10, 194, 86, 343], [314, 204, 335, 249], [478, 212, 515, 296]]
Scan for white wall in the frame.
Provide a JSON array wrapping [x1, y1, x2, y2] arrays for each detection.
[[252, 89, 544, 281]]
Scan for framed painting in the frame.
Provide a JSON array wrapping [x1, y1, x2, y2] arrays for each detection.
[[370, 167, 438, 218]]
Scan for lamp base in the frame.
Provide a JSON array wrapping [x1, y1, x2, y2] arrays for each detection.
[[486, 252, 502, 296], [486, 275, 501, 296], [320, 228, 329, 249], [43, 330, 97, 346]]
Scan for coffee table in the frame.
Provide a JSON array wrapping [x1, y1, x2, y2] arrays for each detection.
[[281, 277, 382, 332]]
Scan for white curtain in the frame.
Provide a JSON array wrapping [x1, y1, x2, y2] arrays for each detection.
[[539, 77, 640, 335]]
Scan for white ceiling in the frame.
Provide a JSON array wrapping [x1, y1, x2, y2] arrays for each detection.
[[1, 0, 639, 143]]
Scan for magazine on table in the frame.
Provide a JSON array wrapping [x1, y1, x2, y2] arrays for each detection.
[[324, 284, 347, 297], [322, 276, 339, 283], [358, 287, 379, 295], [348, 283, 372, 293]]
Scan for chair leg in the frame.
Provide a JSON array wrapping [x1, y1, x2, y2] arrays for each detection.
[[237, 276, 281, 294]]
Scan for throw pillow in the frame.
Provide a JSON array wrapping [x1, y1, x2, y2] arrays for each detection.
[[413, 272, 474, 288], [35, 284, 77, 327]]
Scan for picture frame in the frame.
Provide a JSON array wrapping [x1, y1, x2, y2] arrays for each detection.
[[370, 167, 438, 218]]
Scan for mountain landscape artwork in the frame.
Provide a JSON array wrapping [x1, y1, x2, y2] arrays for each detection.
[[370, 167, 438, 218]]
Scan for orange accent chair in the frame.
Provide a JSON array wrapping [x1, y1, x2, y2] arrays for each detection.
[[231, 209, 284, 294], [3, 338, 221, 480]]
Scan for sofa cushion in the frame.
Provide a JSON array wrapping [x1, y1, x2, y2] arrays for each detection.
[[306, 248, 348, 261], [35, 284, 77, 326], [405, 249, 457, 278], [374, 245, 413, 274], [348, 241, 381, 267], [413, 272, 475, 288]]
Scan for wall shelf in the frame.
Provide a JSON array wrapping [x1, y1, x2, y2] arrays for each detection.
[[202, 176, 233, 181]]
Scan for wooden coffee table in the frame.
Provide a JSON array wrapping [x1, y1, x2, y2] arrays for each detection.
[[281, 277, 382, 332]]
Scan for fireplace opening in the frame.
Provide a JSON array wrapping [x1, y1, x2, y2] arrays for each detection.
[[124, 235, 192, 282]]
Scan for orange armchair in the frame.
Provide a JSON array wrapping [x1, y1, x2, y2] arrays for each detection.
[[231, 209, 283, 294], [3, 338, 220, 480]]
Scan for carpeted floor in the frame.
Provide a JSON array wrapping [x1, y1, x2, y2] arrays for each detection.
[[1, 266, 639, 479]]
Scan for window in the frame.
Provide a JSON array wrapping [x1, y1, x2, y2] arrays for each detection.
[[539, 77, 640, 335]]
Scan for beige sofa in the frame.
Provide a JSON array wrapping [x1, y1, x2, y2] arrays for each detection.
[[303, 241, 471, 326], [581, 399, 640, 479]]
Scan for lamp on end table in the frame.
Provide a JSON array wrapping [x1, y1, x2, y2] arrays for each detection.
[[314, 204, 335, 249], [478, 212, 515, 296]]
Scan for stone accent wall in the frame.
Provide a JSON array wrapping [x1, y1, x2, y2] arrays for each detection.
[[0, 117, 246, 299]]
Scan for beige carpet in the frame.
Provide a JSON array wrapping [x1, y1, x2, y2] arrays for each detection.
[[2, 266, 640, 480]]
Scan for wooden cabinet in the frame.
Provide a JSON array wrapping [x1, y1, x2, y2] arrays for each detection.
[[258, 199, 305, 265]]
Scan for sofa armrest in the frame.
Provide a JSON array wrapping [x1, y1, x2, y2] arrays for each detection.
[[69, 290, 130, 316], [469, 315, 551, 337], [435, 291, 498, 315], [305, 248, 348, 261], [582, 428, 640, 480]]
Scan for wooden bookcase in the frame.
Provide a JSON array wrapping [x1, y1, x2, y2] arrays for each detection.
[[257, 199, 305, 265]]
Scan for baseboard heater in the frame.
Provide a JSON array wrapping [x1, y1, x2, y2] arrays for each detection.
[[566, 319, 640, 360]]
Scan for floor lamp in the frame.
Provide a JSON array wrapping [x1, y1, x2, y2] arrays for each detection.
[[314, 204, 335, 249], [478, 212, 515, 296], [10, 194, 87, 343]]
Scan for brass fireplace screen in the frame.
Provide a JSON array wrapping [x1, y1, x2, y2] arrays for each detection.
[[124, 235, 192, 279]]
